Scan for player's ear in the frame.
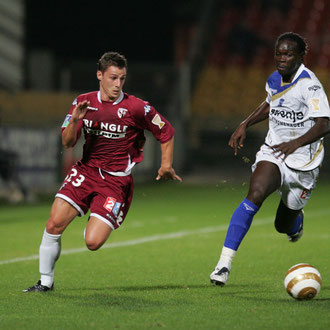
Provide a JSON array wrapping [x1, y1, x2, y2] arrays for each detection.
[[96, 70, 103, 81]]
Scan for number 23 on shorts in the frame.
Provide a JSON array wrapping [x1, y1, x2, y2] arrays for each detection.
[[64, 168, 86, 187]]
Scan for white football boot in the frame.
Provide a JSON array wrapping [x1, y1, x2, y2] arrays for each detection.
[[210, 267, 230, 286]]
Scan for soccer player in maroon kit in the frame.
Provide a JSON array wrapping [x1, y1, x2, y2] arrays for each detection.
[[24, 52, 182, 292]]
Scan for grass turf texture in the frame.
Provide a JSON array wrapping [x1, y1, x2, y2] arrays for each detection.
[[0, 181, 329, 329]]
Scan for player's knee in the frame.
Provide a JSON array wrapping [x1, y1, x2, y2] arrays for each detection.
[[46, 218, 64, 235], [85, 239, 102, 251], [246, 188, 265, 207]]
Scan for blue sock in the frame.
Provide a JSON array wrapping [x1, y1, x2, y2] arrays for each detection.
[[288, 212, 303, 235], [224, 198, 259, 251]]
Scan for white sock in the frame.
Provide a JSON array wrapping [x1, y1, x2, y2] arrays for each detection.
[[39, 229, 62, 287], [216, 246, 237, 272]]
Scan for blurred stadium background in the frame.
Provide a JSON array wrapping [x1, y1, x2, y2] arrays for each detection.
[[0, 0, 330, 203]]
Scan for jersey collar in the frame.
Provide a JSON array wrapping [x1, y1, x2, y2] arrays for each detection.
[[291, 63, 305, 82], [97, 91, 124, 104]]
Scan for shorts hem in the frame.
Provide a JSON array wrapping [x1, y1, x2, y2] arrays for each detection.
[[90, 213, 115, 230], [281, 201, 304, 211], [55, 193, 85, 216]]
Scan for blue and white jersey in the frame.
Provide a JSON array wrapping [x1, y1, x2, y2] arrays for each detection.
[[265, 64, 330, 170]]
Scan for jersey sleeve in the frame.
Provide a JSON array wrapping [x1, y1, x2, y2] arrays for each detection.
[[60, 97, 83, 143], [301, 79, 330, 119], [133, 101, 175, 143], [265, 81, 272, 104]]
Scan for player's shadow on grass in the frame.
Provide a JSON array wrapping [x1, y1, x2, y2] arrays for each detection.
[[112, 283, 257, 292], [114, 284, 209, 291], [228, 295, 330, 303], [55, 292, 166, 309], [217, 285, 330, 302], [59, 284, 211, 292], [64, 283, 255, 292]]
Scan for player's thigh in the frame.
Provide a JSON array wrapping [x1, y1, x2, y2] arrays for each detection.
[[85, 216, 112, 251], [247, 161, 281, 205], [46, 197, 79, 234], [56, 163, 94, 217], [90, 174, 134, 230]]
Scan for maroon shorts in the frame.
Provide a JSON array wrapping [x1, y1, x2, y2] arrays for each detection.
[[56, 162, 134, 230]]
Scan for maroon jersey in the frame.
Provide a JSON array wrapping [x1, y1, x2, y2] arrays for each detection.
[[62, 91, 174, 174]]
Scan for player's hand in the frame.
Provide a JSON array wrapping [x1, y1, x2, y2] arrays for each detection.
[[271, 140, 300, 159], [71, 100, 90, 123], [228, 124, 247, 156], [156, 167, 182, 182]]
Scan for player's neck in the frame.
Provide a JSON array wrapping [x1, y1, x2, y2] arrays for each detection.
[[100, 91, 120, 103], [281, 63, 302, 83], [281, 71, 297, 84]]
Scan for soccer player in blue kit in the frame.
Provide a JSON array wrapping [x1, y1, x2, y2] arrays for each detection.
[[210, 32, 330, 286]]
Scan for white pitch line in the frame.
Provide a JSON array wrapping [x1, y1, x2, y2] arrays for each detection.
[[1, 207, 329, 266], [0, 217, 273, 266]]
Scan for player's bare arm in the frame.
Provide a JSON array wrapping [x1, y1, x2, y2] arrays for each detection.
[[271, 117, 330, 159], [229, 101, 270, 155], [62, 100, 90, 148], [156, 137, 182, 182]]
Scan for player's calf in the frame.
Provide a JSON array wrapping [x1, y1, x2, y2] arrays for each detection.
[[287, 210, 304, 243]]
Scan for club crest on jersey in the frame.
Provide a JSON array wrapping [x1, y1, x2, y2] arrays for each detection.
[[103, 197, 117, 212], [117, 108, 128, 118], [152, 114, 165, 129]]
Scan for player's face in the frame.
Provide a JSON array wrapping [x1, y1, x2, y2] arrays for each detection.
[[97, 66, 127, 101], [274, 40, 303, 82]]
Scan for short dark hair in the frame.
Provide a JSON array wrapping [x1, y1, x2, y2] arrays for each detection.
[[276, 32, 308, 56], [97, 52, 128, 73]]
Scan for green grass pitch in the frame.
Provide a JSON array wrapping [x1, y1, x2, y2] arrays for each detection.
[[0, 181, 329, 329]]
